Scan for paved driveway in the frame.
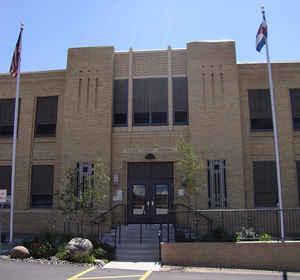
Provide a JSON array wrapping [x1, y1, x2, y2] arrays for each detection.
[[1, 260, 300, 280]]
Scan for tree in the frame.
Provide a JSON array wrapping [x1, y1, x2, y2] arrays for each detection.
[[57, 159, 110, 235], [176, 137, 204, 208]]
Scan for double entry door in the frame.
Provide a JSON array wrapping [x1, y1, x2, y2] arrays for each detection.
[[127, 162, 174, 224]]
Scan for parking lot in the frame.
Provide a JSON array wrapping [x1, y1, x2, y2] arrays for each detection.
[[1, 260, 300, 280]]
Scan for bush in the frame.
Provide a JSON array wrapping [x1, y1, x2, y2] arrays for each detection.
[[21, 232, 74, 260], [258, 233, 272, 241], [72, 253, 95, 264], [93, 248, 107, 259], [235, 227, 273, 242], [97, 242, 115, 261], [200, 227, 236, 242]]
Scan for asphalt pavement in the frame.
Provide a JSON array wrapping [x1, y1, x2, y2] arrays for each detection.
[[1, 260, 300, 280]]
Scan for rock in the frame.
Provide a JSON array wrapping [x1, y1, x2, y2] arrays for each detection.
[[94, 259, 106, 267], [10, 246, 30, 259], [66, 238, 93, 261]]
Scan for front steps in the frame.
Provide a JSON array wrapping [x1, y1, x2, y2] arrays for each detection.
[[101, 224, 174, 261]]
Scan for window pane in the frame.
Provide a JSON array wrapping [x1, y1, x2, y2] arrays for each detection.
[[155, 184, 168, 215], [253, 161, 278, 207], [113, 80, 128, 126], [0, 99, 15, 137], [173, 77, 188, 124], [248, 90, 273, 131], [133, 78, 168, 125], [35, 96, 58, 137], [132, 185, 146, 215], [290, 89, 300, 130], [31, 165, 54, 208]]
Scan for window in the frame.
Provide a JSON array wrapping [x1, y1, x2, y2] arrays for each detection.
[[76, 162, 93, 198], [253, 161, 278, 207], [133, 78, 168, 125], [248, 90, 273, 131], [290, 89, 300, 130], [31, 165, 54, 208], [0, 98, 18, 137], [207, 160, 227, 208], [296, 161, 300, 205], [113, 79, 128, 126], [0, 166, 11, 208], [173, 77, 188, 125], [35, 96, 58, 137]]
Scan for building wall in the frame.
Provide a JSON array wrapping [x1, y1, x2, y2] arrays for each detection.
[[0, 41, 300, 234], [239, 62, 300, 208]]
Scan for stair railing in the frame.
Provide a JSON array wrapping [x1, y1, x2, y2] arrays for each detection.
[[172, 203, 213, 241], [90, 203, 126, 240]]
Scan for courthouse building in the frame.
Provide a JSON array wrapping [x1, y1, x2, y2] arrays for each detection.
[[0, 40, 300, 234]]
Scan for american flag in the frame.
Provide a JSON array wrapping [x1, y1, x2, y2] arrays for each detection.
[[10, 27, 23, 78]]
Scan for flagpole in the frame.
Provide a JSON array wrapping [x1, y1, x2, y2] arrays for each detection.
[[9, 23, 24, 243], [262, 7, 285, 241]]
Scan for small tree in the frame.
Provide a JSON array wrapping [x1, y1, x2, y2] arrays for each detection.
[[57, 159, 110, 235], [176, 137, 204, 208]]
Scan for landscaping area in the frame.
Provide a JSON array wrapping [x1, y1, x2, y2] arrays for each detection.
[[1, 232, 115, 266]]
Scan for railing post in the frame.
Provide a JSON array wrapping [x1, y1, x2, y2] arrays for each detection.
[[140, 224, 142, 244], [167, 223, 169, 243], [114, 226, 117, 249], [158, 229, 162, 262], [118, 223, 121, 244]]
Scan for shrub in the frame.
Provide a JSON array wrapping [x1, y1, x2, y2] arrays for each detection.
[[98, 242, 115, 261], [258, 233, 272, 241], [29, 241, 57, 259], [200, 227, 236, 242], [93, 248, 107, 259], [235, 227, 258, 242], [72, 253, 95, 264]]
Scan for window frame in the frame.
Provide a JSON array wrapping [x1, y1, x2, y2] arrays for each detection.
[[0, 98, 20, 138], [113, 79, 128, 127], [173, 77, 189, 125], [133, 78, 168, 126], [30, 165, 54, 208], [290, 89, 300, 131], [34, 96, 58, 138], [0, 166, 12, 208], [248, 89, 273, 132], [253, 161, 278, 208]]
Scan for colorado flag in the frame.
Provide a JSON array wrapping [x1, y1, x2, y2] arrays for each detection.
[[256, 13, 268, 52]]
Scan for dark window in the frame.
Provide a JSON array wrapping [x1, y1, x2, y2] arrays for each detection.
[[173, 77, 188, 125], [133, 78, 168, 125], [248, 90, 273, 131], [207, 160, 227, 208], [0, 99, 18, 137], [31, 165, 54, 208], [290, 89, 300, 130], [35, 96, 58, 137], [296, 161, 300, 205], [0, 166, 11, 208], [253, 161, 278, 207], [113, 80, 128, 126]]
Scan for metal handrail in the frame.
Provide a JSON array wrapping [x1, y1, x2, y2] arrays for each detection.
[[90, 203, 126, 240], [91, 203, 126, 224]]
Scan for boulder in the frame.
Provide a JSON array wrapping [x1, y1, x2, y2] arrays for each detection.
[[66, 237, 93, 261], [10, 246, 30, 259]]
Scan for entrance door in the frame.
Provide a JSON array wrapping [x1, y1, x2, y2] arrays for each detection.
[[127, 163, 174, 224]]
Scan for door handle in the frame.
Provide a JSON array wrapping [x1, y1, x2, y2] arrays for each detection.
[[151, 201, 154, 207], [147, 201, 150, 207]]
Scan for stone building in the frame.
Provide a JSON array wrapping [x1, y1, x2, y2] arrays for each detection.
[[0, 40, 300, 234]]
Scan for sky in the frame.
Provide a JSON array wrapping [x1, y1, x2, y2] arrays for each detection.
[[1, 0, 299, 74]]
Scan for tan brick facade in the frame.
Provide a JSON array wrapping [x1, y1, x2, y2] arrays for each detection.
[[0, 41, 300, 234]]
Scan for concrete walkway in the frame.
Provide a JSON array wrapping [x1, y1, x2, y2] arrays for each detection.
[[104, 261, 161, 271]]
